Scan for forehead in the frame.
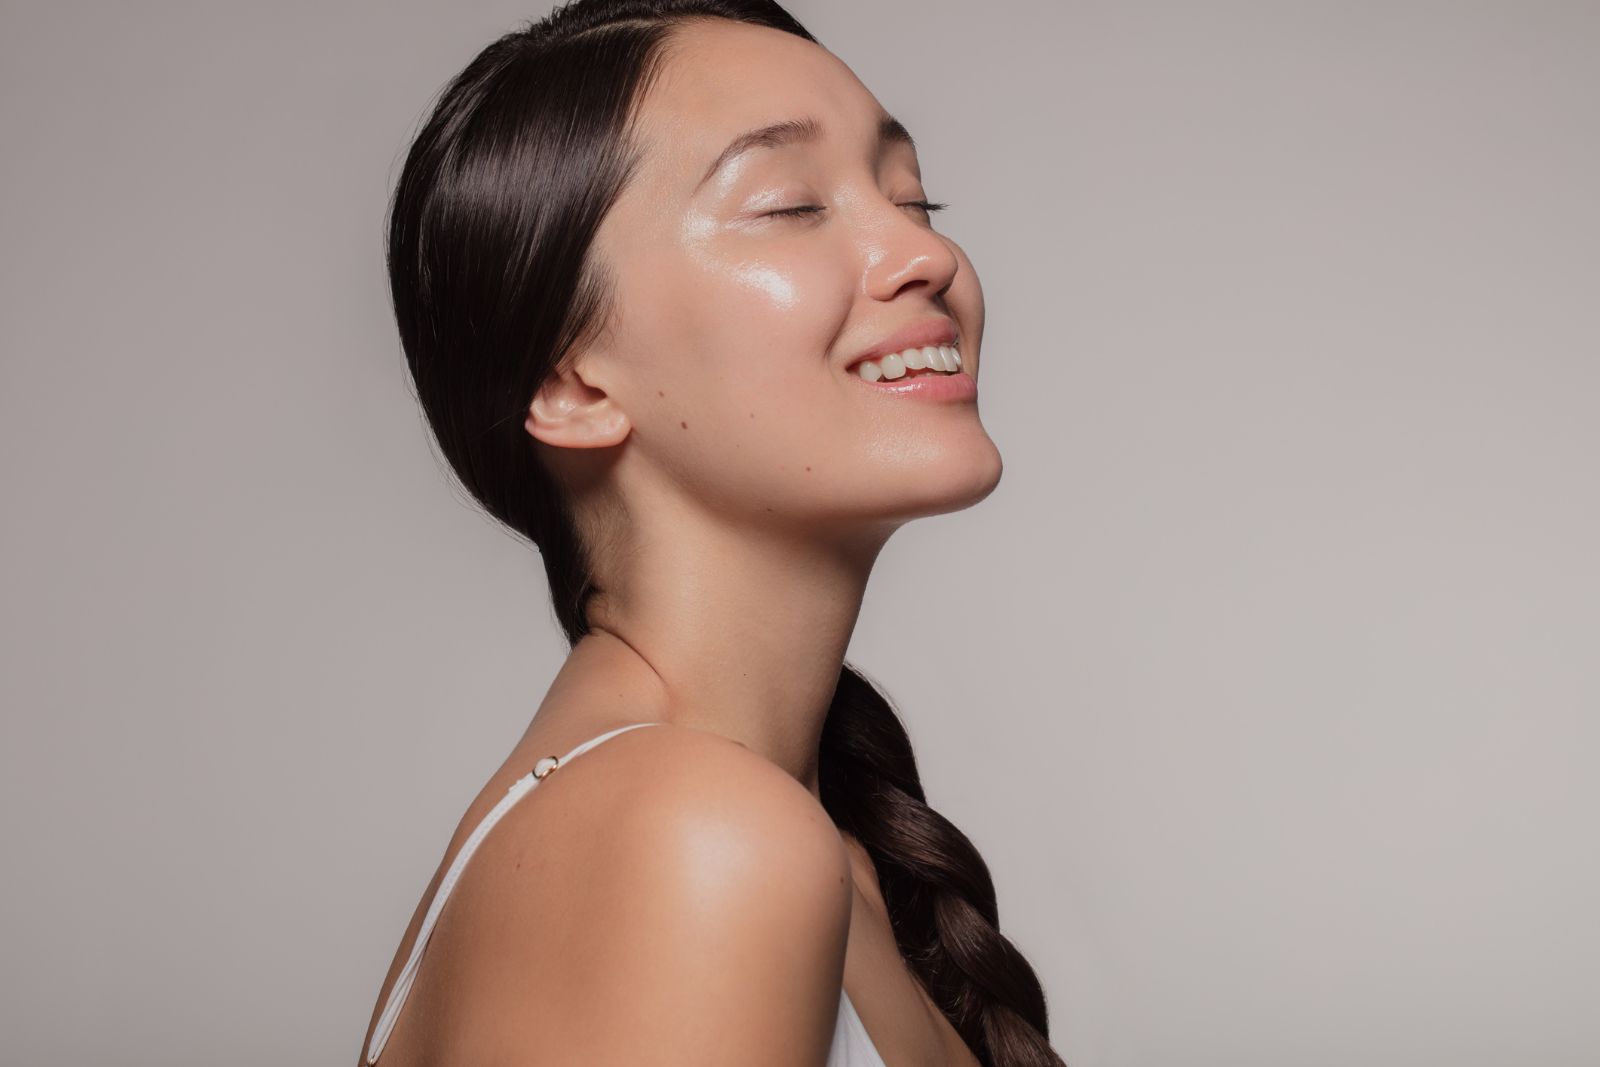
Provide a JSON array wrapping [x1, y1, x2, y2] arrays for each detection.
[[631, 19, 889, 184]]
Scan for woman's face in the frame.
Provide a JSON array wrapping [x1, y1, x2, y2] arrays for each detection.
[[543, 18, 1001, 539]]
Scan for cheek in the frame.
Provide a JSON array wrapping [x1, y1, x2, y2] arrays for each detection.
[[674, 245, 849, 408], [620, 251, 856, 479], [646, 367, 862, 519], [685, 227, 844, 316], [687, 327, 851, 457]]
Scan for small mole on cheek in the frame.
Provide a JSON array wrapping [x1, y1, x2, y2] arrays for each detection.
[[804, 466, 812, 472], [658, 390, 665, 397], [680, 421, 688, 429]]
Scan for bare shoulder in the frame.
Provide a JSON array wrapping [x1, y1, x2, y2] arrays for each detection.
[[414, 723, 853, 1065]]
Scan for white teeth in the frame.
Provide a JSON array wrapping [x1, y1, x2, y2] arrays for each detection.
[[853, 343, 963, 381]]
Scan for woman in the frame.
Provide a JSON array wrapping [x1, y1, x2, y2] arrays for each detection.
[[360, 2, 1065, 1064]]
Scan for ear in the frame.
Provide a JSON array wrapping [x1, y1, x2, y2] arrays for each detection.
[[525, 357, 631, 449]]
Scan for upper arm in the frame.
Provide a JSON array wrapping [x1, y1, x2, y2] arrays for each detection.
[[437, 727, 855, 1066]]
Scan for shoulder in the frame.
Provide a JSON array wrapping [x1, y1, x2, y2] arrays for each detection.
[[434, 723, 853, 1064], [513, 720, 849, 878], [545, 722, 853, 930]]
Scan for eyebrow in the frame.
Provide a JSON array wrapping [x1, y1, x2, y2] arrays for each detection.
[[694, 113, 917, 192]]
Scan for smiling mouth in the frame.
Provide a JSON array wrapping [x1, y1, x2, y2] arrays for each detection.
[[852, 343, 964, 382], [847, 357, 977, 402]]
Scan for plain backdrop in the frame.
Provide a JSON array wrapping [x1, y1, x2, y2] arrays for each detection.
[[2, 2, 1596, 1065]]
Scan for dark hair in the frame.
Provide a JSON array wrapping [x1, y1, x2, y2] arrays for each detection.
[[386, 2, 1065, 1064]]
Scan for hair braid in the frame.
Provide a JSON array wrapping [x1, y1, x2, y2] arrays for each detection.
[[819, 666, 1068, 1067]]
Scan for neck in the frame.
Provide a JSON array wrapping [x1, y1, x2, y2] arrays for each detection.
[[543, 512, 890, 798]]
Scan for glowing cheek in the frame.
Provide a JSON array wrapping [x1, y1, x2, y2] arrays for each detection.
[[681, 213, 718, 244], [680, 213, 799, 310], [730, 264, 798, 308]]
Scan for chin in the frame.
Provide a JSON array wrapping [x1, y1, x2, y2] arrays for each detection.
[[887, 441, 1005, 520], [947, 445, 1005, 512]]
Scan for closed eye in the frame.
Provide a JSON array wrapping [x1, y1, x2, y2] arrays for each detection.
[[765, 200, 949, 220]]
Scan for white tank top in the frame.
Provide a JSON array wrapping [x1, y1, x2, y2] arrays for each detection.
[[364, 722, 888, 1067]]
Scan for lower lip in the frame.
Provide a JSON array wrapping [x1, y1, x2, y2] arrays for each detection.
[[848, 367, 977, 401]]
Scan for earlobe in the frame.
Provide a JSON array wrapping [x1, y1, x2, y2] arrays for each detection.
[[524, 370, 632, 450]]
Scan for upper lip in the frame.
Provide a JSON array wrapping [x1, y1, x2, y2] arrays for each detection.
[[844, 319, 960, 371]]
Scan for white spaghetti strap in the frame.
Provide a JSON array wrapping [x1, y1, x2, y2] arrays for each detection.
[[364, 721, 665, 1064]]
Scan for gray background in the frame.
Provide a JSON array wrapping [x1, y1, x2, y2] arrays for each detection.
[[2, 2, 1596, 1065]]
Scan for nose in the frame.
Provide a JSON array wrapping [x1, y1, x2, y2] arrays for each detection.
[[860, 199, 960, 304]]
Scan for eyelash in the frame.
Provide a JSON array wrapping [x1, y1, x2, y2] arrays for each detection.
[[766, 200, 949, 220]]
